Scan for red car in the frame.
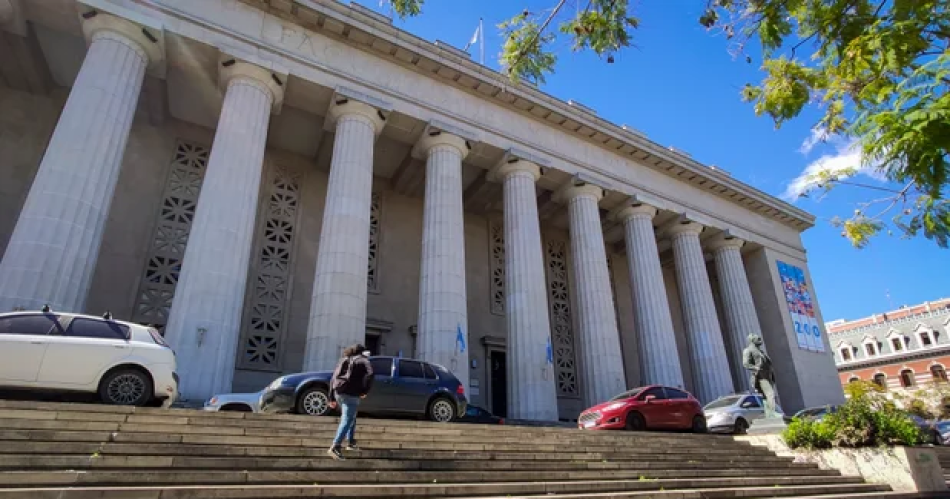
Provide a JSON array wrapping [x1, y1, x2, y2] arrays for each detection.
[[577, 385, 707, 433]]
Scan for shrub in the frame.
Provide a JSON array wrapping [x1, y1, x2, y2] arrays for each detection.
[[907, 398, 935, 420], [783, 380, 924, 449]]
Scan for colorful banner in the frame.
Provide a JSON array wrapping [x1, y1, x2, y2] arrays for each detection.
[[777, 260, 824, 352]]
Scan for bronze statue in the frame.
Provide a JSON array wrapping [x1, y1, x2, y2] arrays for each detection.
[[742, 334, 779, 419]]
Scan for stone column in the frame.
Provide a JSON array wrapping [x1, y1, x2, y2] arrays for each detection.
[[710, 235, 760, 391], [303, 100, 386, 371], [557, 184, 625, 407], [163, 61, 284, 400], [614, 204, 685, 389], [414, 131, 470, 389], [490, 158, 559, 421], [668, 221, 734, 403], [0, 13, 162, 313]]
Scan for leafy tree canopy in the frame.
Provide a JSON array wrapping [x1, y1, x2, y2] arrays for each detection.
[[387, 0, 949, 248]]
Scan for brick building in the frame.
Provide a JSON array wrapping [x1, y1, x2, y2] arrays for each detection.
[[830, 298, 950, 392]]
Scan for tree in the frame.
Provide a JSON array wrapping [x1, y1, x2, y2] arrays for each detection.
[[386, 0, 949, 248]]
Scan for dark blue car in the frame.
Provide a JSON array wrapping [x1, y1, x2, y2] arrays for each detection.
[[259, 356, 467, 422]]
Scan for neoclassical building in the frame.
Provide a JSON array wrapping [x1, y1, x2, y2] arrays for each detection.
[[0, 0, 844, 420]]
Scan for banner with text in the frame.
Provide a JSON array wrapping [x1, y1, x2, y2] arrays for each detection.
[[777, 260, 824, 352]]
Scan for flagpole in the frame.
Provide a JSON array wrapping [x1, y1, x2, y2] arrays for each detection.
[[479, 17, 484, 65]]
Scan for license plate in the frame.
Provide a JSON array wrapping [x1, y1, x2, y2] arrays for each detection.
[[583, 421, 595, 428]]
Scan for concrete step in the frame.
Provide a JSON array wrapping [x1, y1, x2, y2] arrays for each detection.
[[0, 409, 750, 449], [0, 429, 777, 456], [0, 469, 856, 487], [0, 480, 886, 498], [0, 441, 802, 464], [0, 454, 839, 474]]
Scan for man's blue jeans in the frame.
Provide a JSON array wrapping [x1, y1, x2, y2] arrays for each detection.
[[332, 394, 360, 448]]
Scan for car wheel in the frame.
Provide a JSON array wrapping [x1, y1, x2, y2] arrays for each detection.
[[691, 415, 708, 434], [624, 412, 646, 431], [297, 387, 331, 416], [99, 368, 153, 407], [734, 418, 749, 435], [428, 397, 457, 423]]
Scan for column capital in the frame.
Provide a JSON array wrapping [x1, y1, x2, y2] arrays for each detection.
[[555, 183, 603, 203], [610, 203, 657, 222], [666, 220, 704, 237], [1, 0, 25, 36], [707, 232, 745, 252], [413, 120, 477, 160], [325, 86, 391, 135], [80, 9, 165, 77], [488, 156, 541, 183], [0, 1, 12, 24], [219, 57, 287, 114]]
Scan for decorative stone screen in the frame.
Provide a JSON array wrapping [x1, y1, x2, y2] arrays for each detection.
[[131, 141, 209, 332], [237, 166, 301, 371], [544, 239, 579, 396], [489, 218, 505, 315], [367, 192, 381, 293]]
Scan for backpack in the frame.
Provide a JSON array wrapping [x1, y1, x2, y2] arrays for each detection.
[[332, 356, 362, 394]]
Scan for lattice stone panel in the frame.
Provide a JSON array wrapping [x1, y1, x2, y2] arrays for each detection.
[[131, 141, 209, 332], [237, 166, 301, 371], [489, 218, 505, 315], [544, 239, 578, 396], [367, 192, 381, 293]]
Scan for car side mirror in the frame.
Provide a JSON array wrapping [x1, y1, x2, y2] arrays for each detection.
[[643, 395, 656, 403]]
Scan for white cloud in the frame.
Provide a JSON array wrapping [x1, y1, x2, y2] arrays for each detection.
[[782, 133, 887, 201]]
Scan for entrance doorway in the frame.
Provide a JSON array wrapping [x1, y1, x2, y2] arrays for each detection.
[[365, 333, 381, 357], [490, 350, 507, 418]]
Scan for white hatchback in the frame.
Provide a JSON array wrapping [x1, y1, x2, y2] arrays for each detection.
[[0, 310, 178, 406]]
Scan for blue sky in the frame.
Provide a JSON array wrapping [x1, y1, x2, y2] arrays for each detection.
[[369, 0, 947, 322]]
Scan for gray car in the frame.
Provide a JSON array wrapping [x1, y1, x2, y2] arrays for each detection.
[[704, 393, 783, 434], [204, 391, 261, 412]]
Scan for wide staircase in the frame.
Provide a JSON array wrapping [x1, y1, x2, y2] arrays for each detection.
[[934, 447, 950, 485], [0, 399, 914, 498]]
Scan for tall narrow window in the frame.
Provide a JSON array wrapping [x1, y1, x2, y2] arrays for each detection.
[[900, 369, 915, 388], [873, 373, 888, 389], [891, 337, 903, 352], [932, 365, 948, 384], [921, 332, 933, 347], [840, 348, 852, 362]]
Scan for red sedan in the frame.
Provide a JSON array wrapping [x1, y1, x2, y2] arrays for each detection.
[[577, 385, 707, 433]]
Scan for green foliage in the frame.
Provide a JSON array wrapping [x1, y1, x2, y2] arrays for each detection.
[[388, 0, 423, 19], [498, 12, 558, 85], [907, 398, 936, 420], [784, 380, 924, 449]]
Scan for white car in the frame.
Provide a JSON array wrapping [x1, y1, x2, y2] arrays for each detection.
[[204, 391, 262, 412], [0, 309, 178, 406]]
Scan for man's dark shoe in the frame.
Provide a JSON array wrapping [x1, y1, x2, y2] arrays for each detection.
[[327, 447, 345, 460], [345, 442, 360, 451]]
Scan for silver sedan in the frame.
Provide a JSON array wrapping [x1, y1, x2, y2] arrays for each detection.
[[704, 393, 783, 434]]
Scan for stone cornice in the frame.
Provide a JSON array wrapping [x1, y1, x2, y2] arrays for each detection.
[[237, 0, 814, 230]]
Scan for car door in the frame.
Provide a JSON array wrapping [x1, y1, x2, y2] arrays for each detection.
[[741, 395, 765, 422], [636, 387, 671, 427], [0, 313, 59, 384], [361, 357, 398, 412], [37, 317, 132, 388], [663, 387, 692, 428], [390, 359, 436, 414]]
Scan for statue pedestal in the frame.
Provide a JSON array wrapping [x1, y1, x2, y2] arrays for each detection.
[[747, 416, 788, 435]]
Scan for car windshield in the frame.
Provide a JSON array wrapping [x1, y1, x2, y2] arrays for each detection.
[[704, 396, 742, 410], [794, 407, 827, 418], [609, 387, 645, 401]]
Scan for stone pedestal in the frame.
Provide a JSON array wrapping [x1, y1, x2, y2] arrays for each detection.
[[0, 14, 161, 313], [557, 183, 625, 407], [490, 158, 558, 421], [303, 100, 385, 371], [163, 61, 283, 400], [746, 416, 788, 435], [414, 131, 470, 389]]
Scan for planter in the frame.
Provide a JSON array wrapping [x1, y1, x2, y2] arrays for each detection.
[[737, 434, 948, 493]]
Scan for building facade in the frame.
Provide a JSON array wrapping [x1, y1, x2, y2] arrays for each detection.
[[831, 298, 950, 392], [0, 0, 844, 420]]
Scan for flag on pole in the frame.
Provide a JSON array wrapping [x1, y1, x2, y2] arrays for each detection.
[[464, 21, 481, 51]]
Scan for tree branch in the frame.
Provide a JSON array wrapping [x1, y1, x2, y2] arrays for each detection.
[[506, 0, 569, 74]]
